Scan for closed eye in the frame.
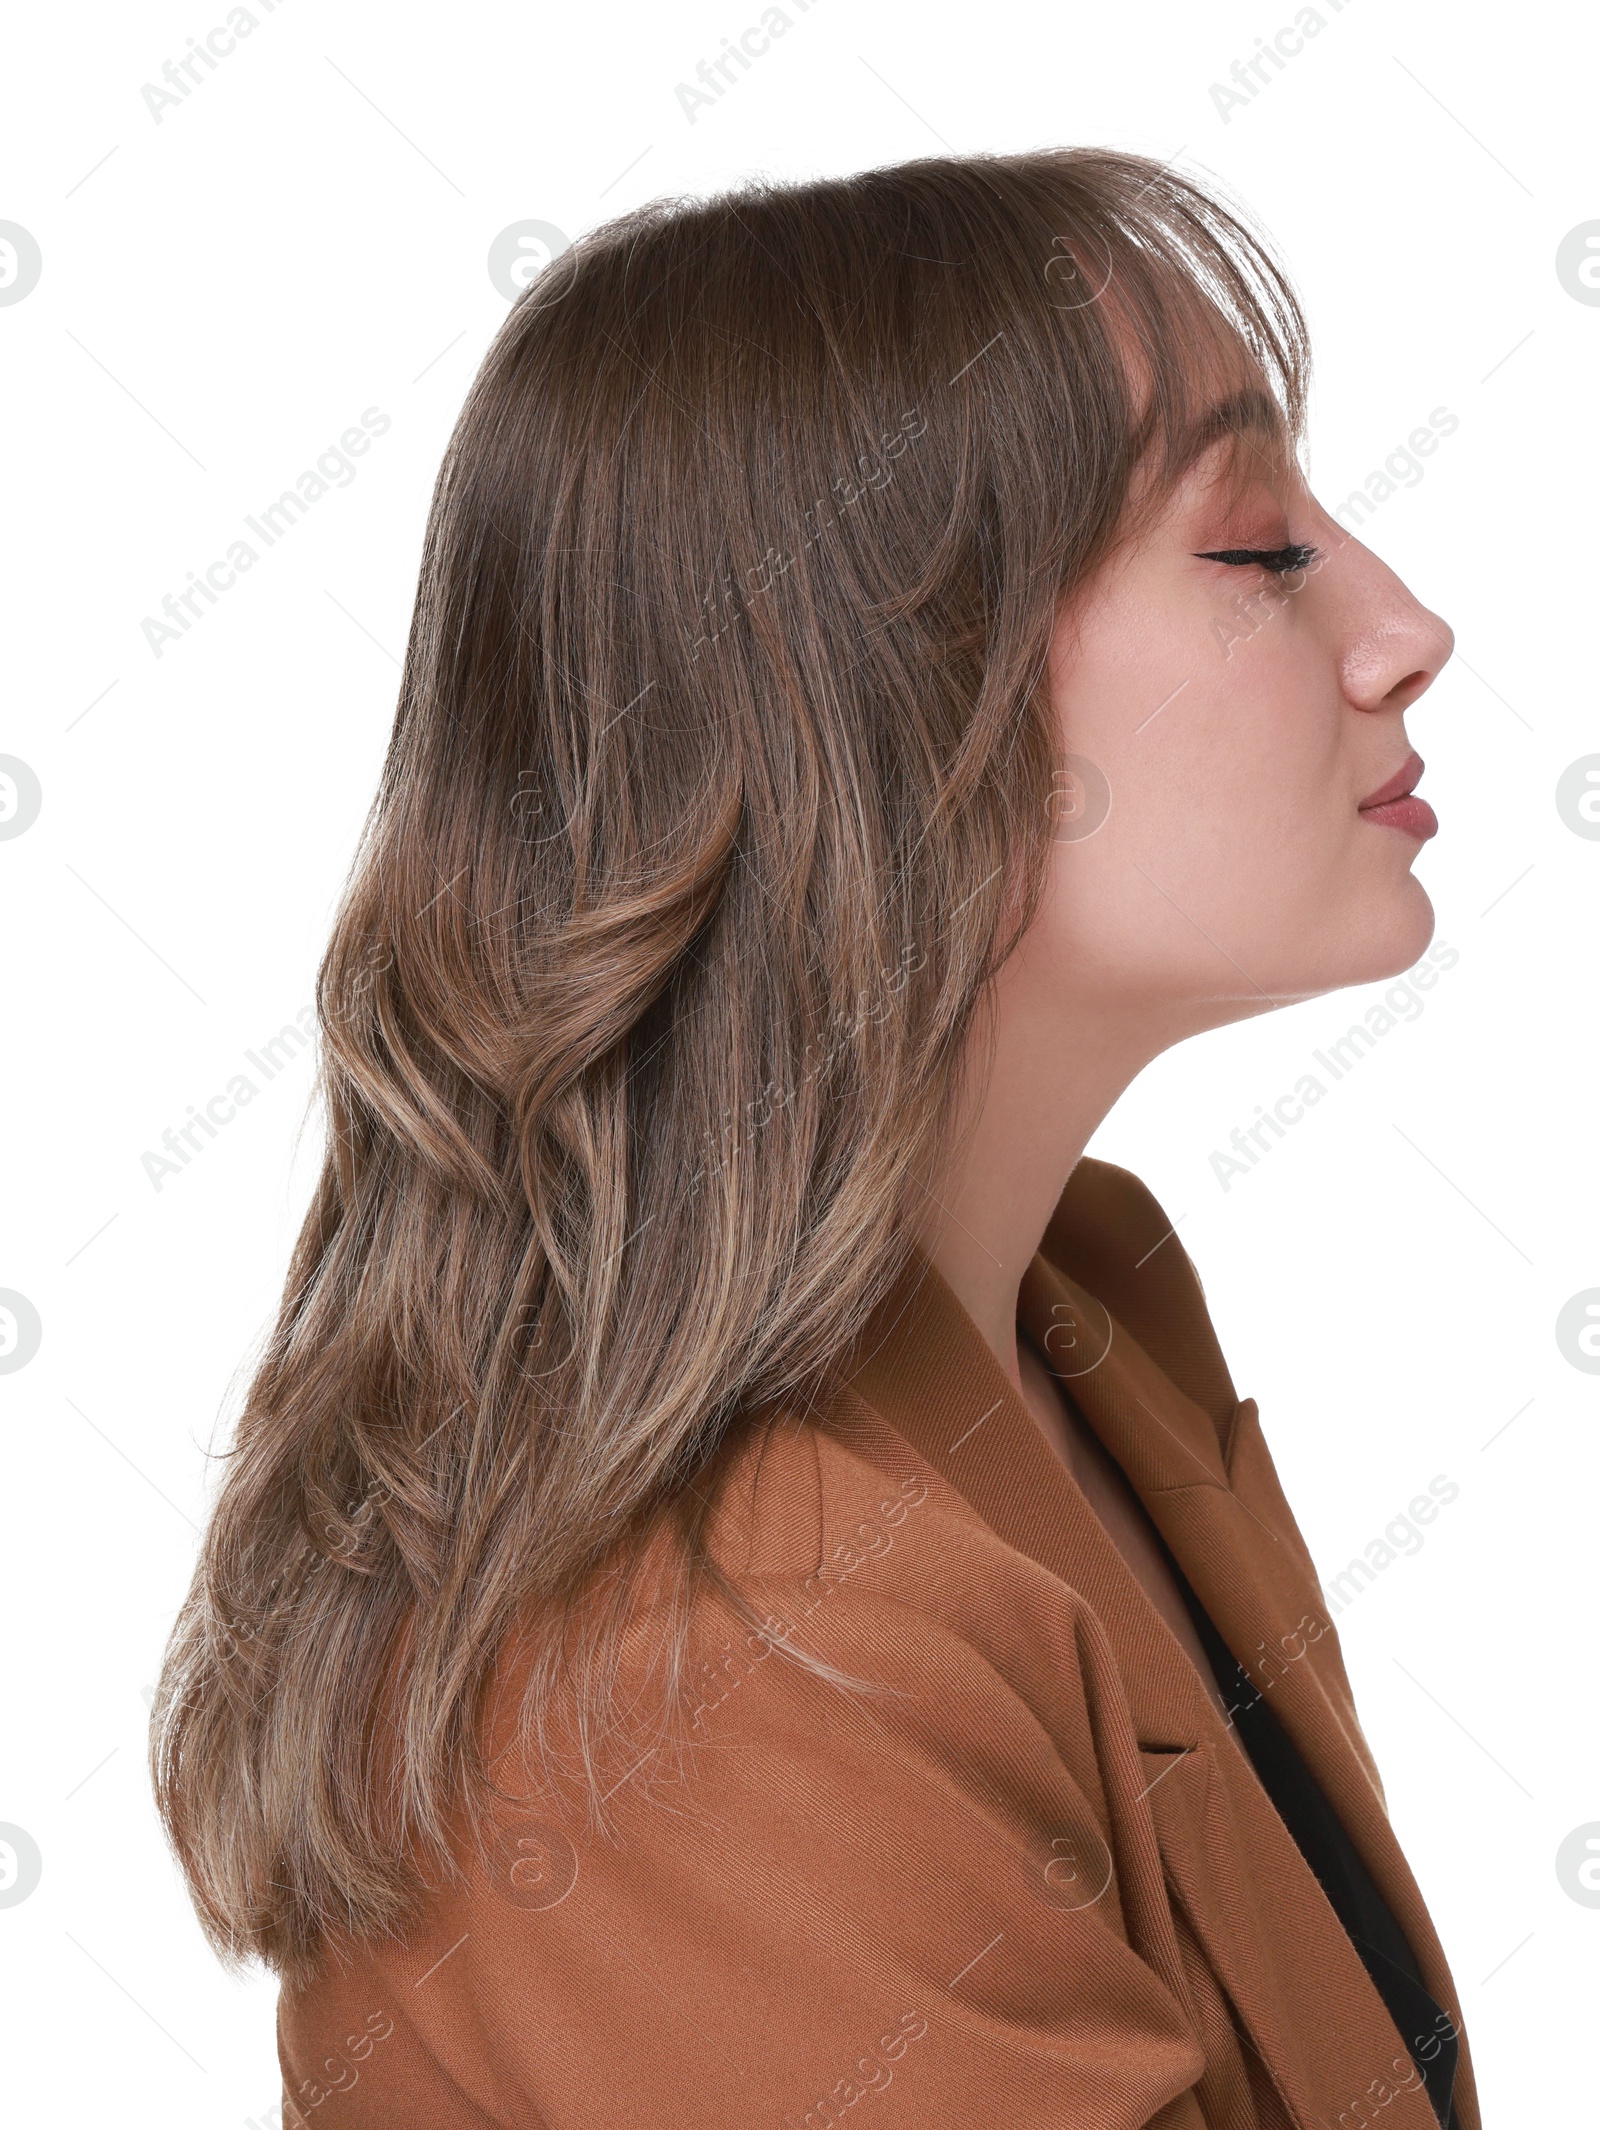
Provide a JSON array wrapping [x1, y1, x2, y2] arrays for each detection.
[[1195, 543, 1318, 574]]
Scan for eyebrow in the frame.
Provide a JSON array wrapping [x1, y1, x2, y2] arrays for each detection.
[[1173, 387, 1293, 478]]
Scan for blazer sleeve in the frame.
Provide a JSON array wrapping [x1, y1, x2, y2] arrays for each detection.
[[378, 1576, 1211, 2130]]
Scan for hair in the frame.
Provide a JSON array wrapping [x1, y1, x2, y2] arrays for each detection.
[[151, 146, 1309, 1981]]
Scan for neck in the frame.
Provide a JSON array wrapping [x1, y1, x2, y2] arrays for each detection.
[[913, 966, 1185, 1392]]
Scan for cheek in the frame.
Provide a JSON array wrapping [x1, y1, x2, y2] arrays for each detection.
[[1059, 594, 1345, 868], [1044, 558, 1431, 999], [1046, 609, 1369, 984], [1174, 652, 1348, 846]]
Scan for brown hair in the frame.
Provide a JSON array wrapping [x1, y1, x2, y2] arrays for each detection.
[[150, 146, 1308, 1979]]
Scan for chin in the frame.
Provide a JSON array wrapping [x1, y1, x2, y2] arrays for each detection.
[[1236, 875, 1437, 1011], [1318, 874, 1437, 996], [1371, 873, 1437, 978]]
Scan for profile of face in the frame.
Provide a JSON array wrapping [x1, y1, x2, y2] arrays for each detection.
[[1032, 395, 1454, 1041]]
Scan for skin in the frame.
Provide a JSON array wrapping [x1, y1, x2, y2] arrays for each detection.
[[915, 390, 1454, 1711]]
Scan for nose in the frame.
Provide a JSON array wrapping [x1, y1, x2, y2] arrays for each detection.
[[1326, 534, 1454, 716]]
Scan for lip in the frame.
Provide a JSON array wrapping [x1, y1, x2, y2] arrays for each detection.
[[1359, 749, 1426, 810], [1360, 793, 1438, 841], [1358, 749, 1437, 843]]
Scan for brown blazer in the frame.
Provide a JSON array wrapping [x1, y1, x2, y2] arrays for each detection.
[[278, 1156, 1478, 2130]]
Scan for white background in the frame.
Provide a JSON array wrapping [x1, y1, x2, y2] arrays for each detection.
[[2, 0, 1595, 2120]]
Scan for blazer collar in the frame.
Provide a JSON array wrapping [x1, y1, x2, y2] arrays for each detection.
[[834, 1233, 1247, 1745], [826, 1173, 1469, 2130]]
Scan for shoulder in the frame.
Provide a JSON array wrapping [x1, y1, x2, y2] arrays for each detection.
[[281, 1473, 1201, 2121], [276, 1252, 1214, 2124], [687, 1388, 1125, 1787], [280, 1402, 1203, 2130]]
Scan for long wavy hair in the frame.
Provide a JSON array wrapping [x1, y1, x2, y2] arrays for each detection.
[[151, 146, 1308, 1980]]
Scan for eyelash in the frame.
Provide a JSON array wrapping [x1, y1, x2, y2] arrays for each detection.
[[1195, 543, 1318, 575]]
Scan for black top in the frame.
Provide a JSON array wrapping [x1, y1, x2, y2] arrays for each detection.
[[1168, 1557, 1459, 2128]]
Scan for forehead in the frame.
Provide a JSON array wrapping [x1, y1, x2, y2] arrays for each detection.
[[1100, 278, 1301, 518], [1175, 386, 1295, 478]]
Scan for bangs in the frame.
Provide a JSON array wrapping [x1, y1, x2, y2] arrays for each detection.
[[1024, 152, 1311, 538]]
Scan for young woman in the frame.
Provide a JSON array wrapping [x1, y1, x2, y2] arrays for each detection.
[[152, 148, 1470, 2128]]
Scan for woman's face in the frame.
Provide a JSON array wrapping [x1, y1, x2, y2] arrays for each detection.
[[1037, 396, 1454, 1032]]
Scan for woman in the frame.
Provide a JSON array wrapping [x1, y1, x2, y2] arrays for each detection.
[[152, 147, 1470, 2128]]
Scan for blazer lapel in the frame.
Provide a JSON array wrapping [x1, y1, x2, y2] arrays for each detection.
[[835, 1237, 1224, 1751], [1021, 1185, 1473, 2130], [835, 1223, 1459, 2130]]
